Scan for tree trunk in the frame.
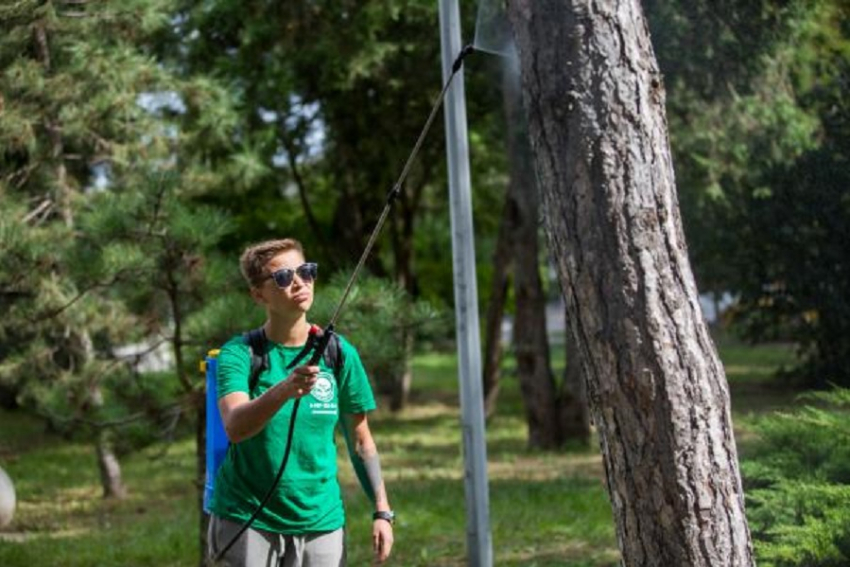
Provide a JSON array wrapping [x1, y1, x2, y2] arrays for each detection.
[[389, 332, 414, 412], [503, 49, 562, 449], [513, 243, 559, 448], [78, 330, 127, 500], [507, 1, 754, 565], [165, 274, 208, 563], [0, 385, 18, 410], [96, 432, 127, 499], [388, 204, 417, 411], [481, 200, 513, 417], [511, 158, 559, 447], [560, 317, 591, 445]]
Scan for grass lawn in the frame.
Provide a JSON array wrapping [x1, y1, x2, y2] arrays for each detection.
[[0, 332, 799, 566]]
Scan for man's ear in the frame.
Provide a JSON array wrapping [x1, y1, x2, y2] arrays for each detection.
[[249, 286, 266, 305]]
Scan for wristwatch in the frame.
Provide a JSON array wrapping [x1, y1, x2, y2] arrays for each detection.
[[373, 510, 395, 525]]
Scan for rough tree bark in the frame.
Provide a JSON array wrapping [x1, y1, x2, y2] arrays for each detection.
[[506, 1, 753, 565]]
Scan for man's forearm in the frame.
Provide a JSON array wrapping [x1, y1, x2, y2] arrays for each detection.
[[358, 448, 390, 511], [221, 381, 294, 443]]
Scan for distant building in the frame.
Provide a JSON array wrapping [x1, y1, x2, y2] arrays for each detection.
[[113, 340, 174, 373]]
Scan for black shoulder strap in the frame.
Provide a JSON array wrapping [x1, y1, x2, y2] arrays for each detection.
[[245, 327, 345, 392], [243, 327, 269, 394], [323, 333, 345, 380]]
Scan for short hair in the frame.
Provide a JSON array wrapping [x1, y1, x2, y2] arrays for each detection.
[[239, 238, 304, 288]]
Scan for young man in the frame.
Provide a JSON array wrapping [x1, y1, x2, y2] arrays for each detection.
[[208, 238, 394, 566]]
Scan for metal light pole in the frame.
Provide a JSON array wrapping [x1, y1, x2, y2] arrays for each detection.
[[438, 1, 493, 565]]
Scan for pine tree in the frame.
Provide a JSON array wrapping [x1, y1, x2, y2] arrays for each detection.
[[1, 0, 238, 503], [2, 3, 247, 558]]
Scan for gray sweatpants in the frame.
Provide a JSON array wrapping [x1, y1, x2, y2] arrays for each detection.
[[207, 515, 346, 567]]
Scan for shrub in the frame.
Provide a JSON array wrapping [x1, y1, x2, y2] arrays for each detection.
[[308, 271, 446, 404], [743, 388, 850, 566]]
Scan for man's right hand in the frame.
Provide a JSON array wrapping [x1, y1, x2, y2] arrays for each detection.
[[286, 365, 318, 399]]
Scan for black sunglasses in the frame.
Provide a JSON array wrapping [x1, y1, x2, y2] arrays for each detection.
[[265, 262, 318, 289]]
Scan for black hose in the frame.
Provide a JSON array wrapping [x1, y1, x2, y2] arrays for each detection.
[[212, 398, 302, 562], [212, 331, 324, 563]]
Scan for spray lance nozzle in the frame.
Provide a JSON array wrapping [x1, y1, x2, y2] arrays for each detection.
[[452, 44, 475, 74]]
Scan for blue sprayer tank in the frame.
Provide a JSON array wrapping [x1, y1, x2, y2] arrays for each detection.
[[203, 350, 228, 513]]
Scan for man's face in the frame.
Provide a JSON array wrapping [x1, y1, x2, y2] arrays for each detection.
[[252, 249, 315, 315]]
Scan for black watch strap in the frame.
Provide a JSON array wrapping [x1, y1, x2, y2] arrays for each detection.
[[373, 510, 395, 524]]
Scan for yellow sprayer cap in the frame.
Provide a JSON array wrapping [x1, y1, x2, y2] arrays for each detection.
[[199, 349, 221, 373]]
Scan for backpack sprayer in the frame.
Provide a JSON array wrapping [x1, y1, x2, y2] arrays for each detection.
[[209, 44, 476, 563]]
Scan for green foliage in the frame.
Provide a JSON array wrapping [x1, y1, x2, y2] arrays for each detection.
[[647, 0, 801, 99], [0, 0, 242, 465], [309, 270, 447, 396], [74, 169, 240, 363], [743, 388, 850, 566], [169, 0, 507, 316], [183, 269, 261, 345], [749, 482, 850, 567], [648, 0, 850, 385]]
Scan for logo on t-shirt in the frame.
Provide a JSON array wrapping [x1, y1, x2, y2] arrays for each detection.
[[311, 372, 335, 403]]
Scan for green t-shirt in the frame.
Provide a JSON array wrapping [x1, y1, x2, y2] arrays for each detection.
[[209, 332, 376, 534]]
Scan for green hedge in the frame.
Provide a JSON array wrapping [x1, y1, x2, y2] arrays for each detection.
[[743, 388, 850, 566]]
